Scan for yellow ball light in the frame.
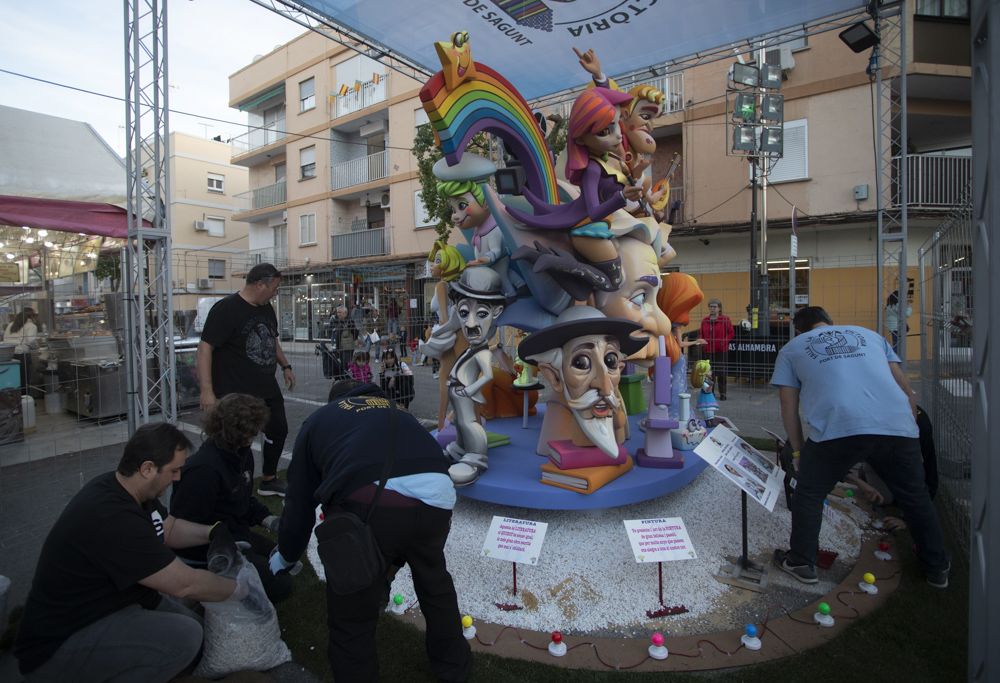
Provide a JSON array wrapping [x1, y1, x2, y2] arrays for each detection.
[[863, 572, 876, 585], [461, 615, 473, 629]]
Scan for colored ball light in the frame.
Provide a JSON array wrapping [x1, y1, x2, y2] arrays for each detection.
[[845, 489, 855, 497], [745, 624, 758, 638], [879, 541, 890, 552], [818, 602, 831, 616], [461, 615, 473, 629], [863, 572, 876, 585], [551, 631, 563, 644], [651, 632, 665, 647], [393, 594, 404, 606]]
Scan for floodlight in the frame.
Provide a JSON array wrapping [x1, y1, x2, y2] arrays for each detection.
[[839, 21, 879, 53], [760, 94, 784, 124], [494, 167, 524, 196], [733, 92, 757, 123], [761, 64, 783, 90], [731, 62, 759, 88], [760, 126, 783, 154], [732, 125, 757, 152]]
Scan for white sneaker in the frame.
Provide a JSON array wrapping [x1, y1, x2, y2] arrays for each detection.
[[448, 462, 481, 487]]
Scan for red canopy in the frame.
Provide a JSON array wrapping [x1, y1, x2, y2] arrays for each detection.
[[0, 195, 149, 238]]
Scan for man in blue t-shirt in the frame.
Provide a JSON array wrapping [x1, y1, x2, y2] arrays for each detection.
[[770, 306, 950, 588]]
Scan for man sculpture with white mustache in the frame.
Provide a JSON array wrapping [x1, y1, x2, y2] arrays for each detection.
[[428, 266, 506, 487], [520, 306, 647, 459]]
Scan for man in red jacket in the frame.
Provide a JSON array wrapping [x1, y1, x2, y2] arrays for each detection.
[[699, 298, 735, 400]]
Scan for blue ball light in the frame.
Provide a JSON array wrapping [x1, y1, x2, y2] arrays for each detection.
[[745, 624, 758, 638]]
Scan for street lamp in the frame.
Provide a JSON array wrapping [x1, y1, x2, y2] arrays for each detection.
[[733, 92, 757, 123], [760, 126, 784, 154], [731, 62, 760, 88], [838, 21, 879, 53]]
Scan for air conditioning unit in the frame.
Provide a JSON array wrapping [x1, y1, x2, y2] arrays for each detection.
[[193, 220, 207, 231], [281, 210, 288, 222], [197, 278, 212, 289], [765, 45, 796, 73], [379, 192, 391, 209]]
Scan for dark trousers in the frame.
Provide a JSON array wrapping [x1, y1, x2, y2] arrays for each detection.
[[788, 434, 949, 572], [705, 351, 728, 397], [15, 353, 31, 396], [261, 395, 288, 477], [319, 501, 471, 682]]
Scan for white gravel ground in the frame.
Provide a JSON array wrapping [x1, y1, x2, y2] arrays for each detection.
[[308, 469, 871, 637]]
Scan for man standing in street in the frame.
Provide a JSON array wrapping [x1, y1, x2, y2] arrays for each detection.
[[699, 298, 734, 399], [270, 379, 471, 682], [328, 304, 356, 379], [770, 306, 950, 588], [14, 423, 248, 682], [197, 263, 295, 496]]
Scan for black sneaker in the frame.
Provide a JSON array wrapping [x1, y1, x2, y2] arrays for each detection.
[[257, 478, 286, 497], [773, 549, 818, 584], [926, 562, 950, 589]]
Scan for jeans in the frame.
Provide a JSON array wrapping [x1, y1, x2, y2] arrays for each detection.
[[261, 395, 288, 477], [788, 434, 949, 572], [320, 501, 470, 682], [23, 595, 202, 683]]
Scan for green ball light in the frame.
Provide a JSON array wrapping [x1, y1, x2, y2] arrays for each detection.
[[845, 489, 855, 498], [393, 594, 405, 606], [818, 602, 831, 616]]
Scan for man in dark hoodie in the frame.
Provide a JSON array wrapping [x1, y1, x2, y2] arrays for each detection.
[[269, 380, 471, 682]]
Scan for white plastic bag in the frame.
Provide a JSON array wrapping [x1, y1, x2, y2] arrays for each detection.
[[193, 560, 291, 678]]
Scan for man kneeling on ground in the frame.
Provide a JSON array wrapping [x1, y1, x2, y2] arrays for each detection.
[[15, 423, 249, 682]]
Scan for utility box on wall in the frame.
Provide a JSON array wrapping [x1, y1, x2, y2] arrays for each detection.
[[853, 184, 869, 201]]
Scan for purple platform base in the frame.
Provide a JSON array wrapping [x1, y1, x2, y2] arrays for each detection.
[[634, 449, 686, 469], [450, 404, 709, 510]]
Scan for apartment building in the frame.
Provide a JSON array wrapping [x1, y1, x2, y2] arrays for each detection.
[[229, 32, 436, 342], [228, 5, 970, 352], [167, 132, 249, 318]]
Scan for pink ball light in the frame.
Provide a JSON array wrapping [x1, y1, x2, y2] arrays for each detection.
[[651, 632, 665, 647]]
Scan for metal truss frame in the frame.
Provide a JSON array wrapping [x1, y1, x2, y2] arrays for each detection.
[[124, 0, 176, 432]]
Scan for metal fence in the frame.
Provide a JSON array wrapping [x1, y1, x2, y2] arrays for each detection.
[[917, 194, 974, 550]]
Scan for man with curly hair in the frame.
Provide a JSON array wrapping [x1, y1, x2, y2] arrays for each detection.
[[170, 393, 293, 602]]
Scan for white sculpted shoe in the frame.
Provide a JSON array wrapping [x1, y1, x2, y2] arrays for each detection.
[[448, 462, 482, 487]]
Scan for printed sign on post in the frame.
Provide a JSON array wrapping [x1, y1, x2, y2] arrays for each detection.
[[481, 516, 548, 565], [623, 517, 697, 563], [693, 425, 785, 512]]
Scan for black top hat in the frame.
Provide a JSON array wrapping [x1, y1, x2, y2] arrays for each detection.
[[448, 266, 506, 302], [518, 306, 648, 364]]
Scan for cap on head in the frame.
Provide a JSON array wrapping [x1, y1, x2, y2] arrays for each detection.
[[247, 263, 281, 284]]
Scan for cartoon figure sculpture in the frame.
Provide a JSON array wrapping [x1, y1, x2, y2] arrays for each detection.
[[420, 239, 467, 429], [520, 306, 647, 459], [438, 179, 522, 302], [506, 87, 644, 292], [692, 359, 719, 421], [434, 266, 506, 486]]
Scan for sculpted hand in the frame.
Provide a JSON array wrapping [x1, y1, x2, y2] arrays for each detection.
[[623, 185, 643, 201], [573, 47, 602, 79]]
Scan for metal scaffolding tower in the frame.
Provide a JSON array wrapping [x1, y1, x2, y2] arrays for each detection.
[[872, 1, 909, 359], [123, 0, 176, 432]]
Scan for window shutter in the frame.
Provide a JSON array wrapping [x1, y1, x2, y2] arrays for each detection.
[[768, 119, 807, 183]]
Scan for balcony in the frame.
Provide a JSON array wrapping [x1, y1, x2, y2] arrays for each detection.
[[233, 247, 290, 274], [331, 226, 391, 260], [331, 150, 388, 191], [332, 74, 389, 118], [636, 72, 685, 114], [233, 181, 287, 214], [894, 154, 972, 208], [231, 117, 286, 164]]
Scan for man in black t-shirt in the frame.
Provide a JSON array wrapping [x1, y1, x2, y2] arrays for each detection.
[[197, 263, 296, 497], [15, 423, 248, 682]]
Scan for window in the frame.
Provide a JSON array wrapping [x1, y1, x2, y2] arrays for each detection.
[[414, 107, 430, 128], [208, 259, 226, 279], [300, 145, 316, 179], [915, 0, 969, 18], [767, 119, 808, 183], [299, 213, 317, 245], [204, 216, 225, 237], [414, 190, 436, 229], [299, 77, 316, 112], [274, 162, 286, 183], [207, 172, 225, 194]]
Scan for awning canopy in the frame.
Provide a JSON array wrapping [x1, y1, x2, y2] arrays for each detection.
[[0, 195, 142, 239], [291, 0, 866, 100]]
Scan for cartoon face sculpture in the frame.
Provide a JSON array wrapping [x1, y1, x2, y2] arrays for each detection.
[[622, 93, 662, 157], [594, 236, 672, 364], [447, 192, 490, 232], [456, 297, 503, 347]]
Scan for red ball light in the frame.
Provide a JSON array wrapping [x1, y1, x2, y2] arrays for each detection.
[[551, 631, 563, 644], [878, 541, 889, 552], [651, 632, 665, 647]]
